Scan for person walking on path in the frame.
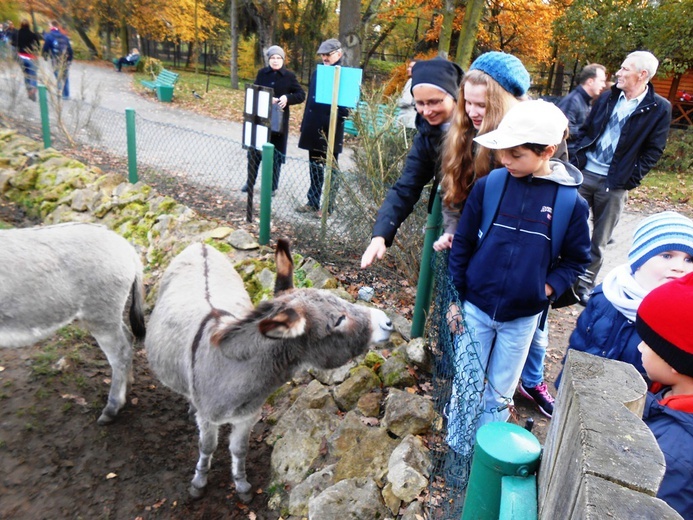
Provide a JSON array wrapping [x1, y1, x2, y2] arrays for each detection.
[[42, 20, 73, 100], [296, 38, 347, 217], [15, 20, 41, 101], [557, 63, 606, 155], [570, 51, 671, 306], [242, 45, 305, 195]]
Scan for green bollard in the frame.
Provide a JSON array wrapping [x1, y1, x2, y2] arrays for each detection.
[[125, 108, 138, 183], [410, 190, 442, 338], [258, 142, 274, 245], [38, 84, 51, 149], [461, 422, 541, 520]]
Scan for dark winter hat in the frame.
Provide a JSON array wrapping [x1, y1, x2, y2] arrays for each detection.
[[317, 38, 341, 55], [629, 211, 693, 272], [410, 57, 464, 100], [266, 45, 285, 60], [636, 272, 693, 378], [469, 51, 530, 97]]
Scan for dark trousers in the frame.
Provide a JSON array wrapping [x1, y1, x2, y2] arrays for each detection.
[[307, 150, 340, 211], [578, 170, 628, 289], [247, 147, 281, 191], [116, 57, 135, 71]]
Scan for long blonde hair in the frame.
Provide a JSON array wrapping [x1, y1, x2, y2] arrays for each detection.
[[441, 70, 519, 208]]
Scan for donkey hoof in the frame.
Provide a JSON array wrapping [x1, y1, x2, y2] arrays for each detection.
[[97, 410, 117, 425], [237, 491, 253, 504], [189, 483, 206, 499]]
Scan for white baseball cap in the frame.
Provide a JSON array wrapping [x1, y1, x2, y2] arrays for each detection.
[[473, 100, 568, 149]]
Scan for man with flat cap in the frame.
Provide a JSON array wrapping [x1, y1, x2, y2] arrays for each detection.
[[296, 38, 348, 217]]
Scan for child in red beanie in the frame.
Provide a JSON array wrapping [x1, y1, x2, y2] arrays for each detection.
[[636, 271, 693, 519]]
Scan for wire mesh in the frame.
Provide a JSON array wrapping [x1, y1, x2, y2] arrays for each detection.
[[426, 250, 486, 519]]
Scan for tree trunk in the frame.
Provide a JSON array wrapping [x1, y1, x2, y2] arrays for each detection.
[[339, 0, 361, 67], [437, 0, 457, 58], [119, 20, 128, 59], [230, 0, 239, 88], [73, 22, 100, 58], [455, 0, 485, 68]]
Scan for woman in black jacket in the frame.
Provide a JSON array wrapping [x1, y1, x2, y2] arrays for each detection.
[[243, 45, 306, 194], [15, 20, 41, 101]]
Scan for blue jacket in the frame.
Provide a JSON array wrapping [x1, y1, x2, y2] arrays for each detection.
[[643, 388, 693, 519], [556, 285, 643, 387], [570, 83, 671, 190], [448, 162, 591, 322], [557, 85, 592, 155], [41, 28, 73, 64], [372, 115, 444, 246]]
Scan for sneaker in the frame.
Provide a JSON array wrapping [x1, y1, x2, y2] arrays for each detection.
[[295, 204, 318, 213], [518, 381, 554, 418]]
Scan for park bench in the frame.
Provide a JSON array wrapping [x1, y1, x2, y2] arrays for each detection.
[[140, 69, 180, 102], [112, 54, 140, 71], [344, 102, 401, 137]]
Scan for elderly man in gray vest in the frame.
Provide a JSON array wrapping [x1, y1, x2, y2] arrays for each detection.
[[569, 51, 672, 305]]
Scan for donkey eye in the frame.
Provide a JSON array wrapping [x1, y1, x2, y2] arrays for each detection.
[[335, 315, 346, 327]]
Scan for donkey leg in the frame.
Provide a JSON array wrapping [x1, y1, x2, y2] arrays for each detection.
[[91, 324, 134, 425], [229, 412, 261, 502], [190, 416, 219, 498]]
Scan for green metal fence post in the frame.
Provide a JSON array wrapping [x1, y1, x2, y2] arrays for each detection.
[[461, 422, 541, 520], [258, 142, 274, 245], [410, 190, 442, 338], [38, 84, 51, 149], [125, 108, 138, 183]]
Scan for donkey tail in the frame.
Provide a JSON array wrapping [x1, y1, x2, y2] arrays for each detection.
[[129, 270, 146, 340]]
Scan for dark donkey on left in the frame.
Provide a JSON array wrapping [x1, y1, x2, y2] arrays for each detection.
[[145, 238, 394, 501], [0, 223, 146, 424]]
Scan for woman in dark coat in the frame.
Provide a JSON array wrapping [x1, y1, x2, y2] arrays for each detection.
[[296, 38, 348, 215], [243, 45, 305, 194], [15, 20, 41, 101]]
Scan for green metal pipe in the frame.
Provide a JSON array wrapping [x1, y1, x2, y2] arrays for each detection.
[[410, 190, 442, 338], [461, 422, 541, 520], [258, 142, 274, 245], [38, 85, 51, 149], [125, 108, 138, 183]]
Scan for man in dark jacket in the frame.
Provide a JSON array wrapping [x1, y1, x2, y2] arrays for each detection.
[[42, 20, 73, 100], [570, 51, 671, 305], [557, 63, 606, 155], [296, 38, 348, 216], [243, 45, 305, 194]]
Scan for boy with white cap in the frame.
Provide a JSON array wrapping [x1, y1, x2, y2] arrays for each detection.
[[446, 100, 590, 435]]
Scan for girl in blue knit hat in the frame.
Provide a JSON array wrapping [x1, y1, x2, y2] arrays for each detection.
[[557, 211, 693, 385]]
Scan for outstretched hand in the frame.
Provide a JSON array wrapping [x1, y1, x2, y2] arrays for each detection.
[[433, 233, 453, 251], [361, 237, 387, 268]]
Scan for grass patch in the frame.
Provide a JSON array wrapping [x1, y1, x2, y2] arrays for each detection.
[[629, 170, 693, 213]]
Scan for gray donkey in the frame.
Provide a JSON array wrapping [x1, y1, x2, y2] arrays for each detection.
[[0, 223, 146, 424], [145, 239, 393, 501]]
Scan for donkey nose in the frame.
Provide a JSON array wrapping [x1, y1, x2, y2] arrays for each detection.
[[383, 319, 393, 331]]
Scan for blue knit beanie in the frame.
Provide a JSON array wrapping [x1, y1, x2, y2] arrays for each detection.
[[629, 211, 693, 272], [411, 57, 464, 100], [469, 52, 530, 97]]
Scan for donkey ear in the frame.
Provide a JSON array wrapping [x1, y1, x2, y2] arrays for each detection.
[[259, 308, 306, 339], [274, 238, 294, 295]]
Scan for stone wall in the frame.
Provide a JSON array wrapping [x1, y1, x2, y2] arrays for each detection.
[[539, 350, 682, 519], [0, 130, 437, 519]]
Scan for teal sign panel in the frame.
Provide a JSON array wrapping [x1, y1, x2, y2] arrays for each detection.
[[315, 64, 362, 108]]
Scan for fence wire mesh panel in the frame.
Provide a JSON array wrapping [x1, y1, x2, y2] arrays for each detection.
[[426, 250, 485, 519]]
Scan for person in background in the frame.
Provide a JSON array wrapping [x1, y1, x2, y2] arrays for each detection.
[[242, 45, 305, 195], [447, 100, 590, 441], [557, 211, 693, 386], [557, 63, 607, 155], [42, 20, 73, 100], [636, 272, 693, 519], [15, 20, 41, 101], [360, 57, 463, 268], [115, 47, 139, 72], [296, 38, 347, 217], [569, 51, 672, 306], [396, 59, 417, 130]]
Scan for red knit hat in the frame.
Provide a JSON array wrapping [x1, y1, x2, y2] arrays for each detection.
[[636, 272, 693, 378]]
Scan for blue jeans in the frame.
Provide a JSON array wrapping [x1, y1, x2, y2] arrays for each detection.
[[453, 301, 541, 431], [53, 64, 70, 99], [520, 323, 549, 388], [20, 56, 37, 90]]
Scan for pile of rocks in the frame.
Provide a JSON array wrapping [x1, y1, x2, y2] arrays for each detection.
[[0, 129, 440, 519]]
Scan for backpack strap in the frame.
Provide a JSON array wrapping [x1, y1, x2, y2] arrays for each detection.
[[476, 168, 508, 249], [550, 185, 578, 261]]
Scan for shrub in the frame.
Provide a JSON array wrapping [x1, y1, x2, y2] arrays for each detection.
[[657, 128, 693, 173]]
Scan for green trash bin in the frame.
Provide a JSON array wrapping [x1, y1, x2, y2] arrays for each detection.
[[157, 85, 174, 102]]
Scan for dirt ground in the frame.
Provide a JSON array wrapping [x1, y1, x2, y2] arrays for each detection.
[[0, 198, 573, 520]]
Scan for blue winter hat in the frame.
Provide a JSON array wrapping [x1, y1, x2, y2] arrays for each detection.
[[629, 211, 693, 272], [469, 52, 530, 97], [411, 57, 464, 100]]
